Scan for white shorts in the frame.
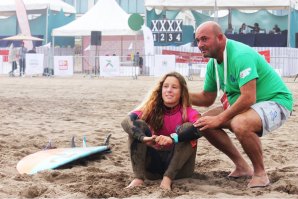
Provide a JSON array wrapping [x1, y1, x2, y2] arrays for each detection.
[[251, 101, 291, 137]]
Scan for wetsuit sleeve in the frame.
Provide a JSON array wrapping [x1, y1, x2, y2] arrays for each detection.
[[177, 124, 202, 142], [121, 112, 146, 142]]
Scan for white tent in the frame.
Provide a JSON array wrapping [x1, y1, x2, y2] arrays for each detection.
[[145, 0, 298, 47], [145, 0, 297, 10], [0, 0, 75, 16], [52, 0, 139, 37]]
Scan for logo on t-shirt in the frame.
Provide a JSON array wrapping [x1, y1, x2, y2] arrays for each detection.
[[240, 68, 251, 78], [229, 74, 236, 83]]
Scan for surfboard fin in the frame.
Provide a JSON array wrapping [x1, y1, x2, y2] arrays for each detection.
[[103, 133, 112, 146], [43, 139, 55, 150], [71, 136, 76, 148], [83, 136, 87, 148]]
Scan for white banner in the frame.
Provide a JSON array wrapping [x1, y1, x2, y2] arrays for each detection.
[[154, 55, 176, 76], [142, 25, 154, 56], [142, 25, 155, 71], [119, 66, 139, 76], [54, 56, 74, 76], [25, 54, 44, 75], [100, 56, 120, 77], [0, 56, 3, 74]]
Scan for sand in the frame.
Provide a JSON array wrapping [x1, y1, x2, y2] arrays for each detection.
[[0, 75, 297, 198]]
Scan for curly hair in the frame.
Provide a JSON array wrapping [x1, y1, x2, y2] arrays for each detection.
[[137, 72, 191, 132]]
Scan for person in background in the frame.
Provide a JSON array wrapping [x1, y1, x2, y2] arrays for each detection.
[[27, 46, 36, 53], [139, 55, 143, 75], [192, 21, 293, 188], [225, 23, 234, 34], [134, 52, 140, 67], [272, 24, 281, 34], [18, 41, 27, 76], [247, 23, 260, 34], [121, 72, 202, 190], [8, 45, 18, 77], [239, 23, 248, 34]]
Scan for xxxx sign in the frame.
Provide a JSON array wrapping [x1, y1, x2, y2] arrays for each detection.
[[150, 20, 183, 43]]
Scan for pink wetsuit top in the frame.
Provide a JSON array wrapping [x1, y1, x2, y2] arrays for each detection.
[[133, 105, 199, 136]]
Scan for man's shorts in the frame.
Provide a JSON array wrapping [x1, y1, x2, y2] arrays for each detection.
[[251, 101, 291, 137]]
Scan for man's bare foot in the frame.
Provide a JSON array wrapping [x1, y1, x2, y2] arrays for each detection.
[[160, 176, 172, 190], [248, 175, 270, 188], [125, 178, 144, 189], [228, 166, 254, 178]]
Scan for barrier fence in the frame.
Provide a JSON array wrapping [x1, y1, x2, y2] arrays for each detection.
[[0, 46, 298, 82]]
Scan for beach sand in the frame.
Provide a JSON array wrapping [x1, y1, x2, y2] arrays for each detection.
[[0, 75, 297, 198]]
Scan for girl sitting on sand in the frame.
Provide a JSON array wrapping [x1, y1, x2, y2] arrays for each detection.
[[121, 72, 203, 190]]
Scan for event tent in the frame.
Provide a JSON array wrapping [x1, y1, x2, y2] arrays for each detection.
[[0, 0, 75, 16], [0, 0, 76, 45], [52, 0, 139, 37], [145, 0, 298, 47], [145, 0, 298, 11]]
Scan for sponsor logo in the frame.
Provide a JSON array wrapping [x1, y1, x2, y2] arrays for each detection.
[[58, 60, 68, 70], [240, 68, 251, 78]]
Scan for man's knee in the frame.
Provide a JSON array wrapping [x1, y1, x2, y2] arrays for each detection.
[[230, 114, 259, 139]]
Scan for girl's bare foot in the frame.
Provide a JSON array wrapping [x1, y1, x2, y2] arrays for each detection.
[[160, 176, 172, 190], [125, 178, 144, 188]]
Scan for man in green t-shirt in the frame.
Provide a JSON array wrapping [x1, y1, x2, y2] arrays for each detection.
[[190, 21, 293, 188]]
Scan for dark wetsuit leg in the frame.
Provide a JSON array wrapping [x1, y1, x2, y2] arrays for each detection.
[[164, 122, 198, 180]]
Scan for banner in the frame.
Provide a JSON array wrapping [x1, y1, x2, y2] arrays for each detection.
[[142, 25, 154, 56], [100, 56, 120, 77], [0, 50, 9, 62], [0, 56, 3, 74], [162, 49, 270, 64], [54, 56, 74, 76], [154, 55, 175, 77], [25, 54, 44, 75], [162, 50, 209, 64], [258, 50, 270, 63], [15, 0, 33, 50], [151, 20, 183, 43]]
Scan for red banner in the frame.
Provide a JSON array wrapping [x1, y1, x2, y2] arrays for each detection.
[[162, 49, 271, 64], [162, 50, 209, 64], [0, 50, 9, 62], [258, 50, 270, 63]]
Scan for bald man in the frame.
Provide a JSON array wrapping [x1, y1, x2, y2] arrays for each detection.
[[190, 21, 293, 188]]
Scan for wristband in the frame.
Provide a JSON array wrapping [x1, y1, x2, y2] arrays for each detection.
[[170, 133, 179, 144]]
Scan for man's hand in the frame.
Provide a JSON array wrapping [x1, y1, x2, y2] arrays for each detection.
[[193, 115, 223, 131]]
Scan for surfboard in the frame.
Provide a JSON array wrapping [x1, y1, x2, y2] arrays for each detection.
[[17, 135, 111, 175]]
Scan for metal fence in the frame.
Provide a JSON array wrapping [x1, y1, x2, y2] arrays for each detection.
[[1, 45, 298, 82]]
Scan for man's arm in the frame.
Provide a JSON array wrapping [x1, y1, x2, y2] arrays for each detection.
[[195, 79, 256, 130], [190, 90, 217, 107], [218, 79, 256, 124]]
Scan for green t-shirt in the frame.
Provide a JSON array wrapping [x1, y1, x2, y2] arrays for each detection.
[[204, 39, 293, 111]]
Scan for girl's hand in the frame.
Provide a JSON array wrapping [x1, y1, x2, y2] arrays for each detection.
[[154, 135, 173, 146], [142, 135, 157, 147]]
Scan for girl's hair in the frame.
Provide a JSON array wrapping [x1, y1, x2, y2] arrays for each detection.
[[137, 72, 191, 132]]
